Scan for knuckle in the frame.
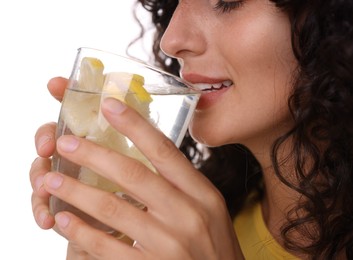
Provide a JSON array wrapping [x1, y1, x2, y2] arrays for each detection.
[[30, 157, 40, 168], [89, 236, 106, 258], [156, 138, 179, 160], [161, 234, 188, 258], [98, 193, 120, 219], [67, 242, 89, 258], [65, 217, 109, 259], [30, 157, 43, 177], [175, 202, 210, 239], [30, 158, 50, 186], [182, 195, 227, 238], [188, 210, 210, 237], [205, 189, 227, 212], [122, 160, 147, 184]]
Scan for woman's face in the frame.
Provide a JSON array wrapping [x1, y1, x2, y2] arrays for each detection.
[[160, 0, 297, 156]]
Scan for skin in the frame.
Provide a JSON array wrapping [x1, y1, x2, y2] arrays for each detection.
[[161, 0, 300, 251], [31, 86, 242, 259], [30, 0, 302, 258], [161, 0, 296, 153]]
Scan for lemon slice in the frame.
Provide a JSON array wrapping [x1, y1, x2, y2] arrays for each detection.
[[78, 57, 105, 92], [62, 59, 156, 191], [128, 74, 152, 103], [125, 74, 153, 116], [61, 91, 102, 137], [97, 72, 152, 131], [61, 57, 105, 137]]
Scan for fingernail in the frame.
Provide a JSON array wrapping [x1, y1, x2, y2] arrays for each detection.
[[55, 212, 70, 228], [103, 98, 127, 115], [39, 211, 49, 226], [38, 211, 49, 226], [57, 135, 79, 152], [45, 173, 63, 189]]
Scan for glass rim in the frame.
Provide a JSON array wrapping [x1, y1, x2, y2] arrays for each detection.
[[77, 47, 200, 93]]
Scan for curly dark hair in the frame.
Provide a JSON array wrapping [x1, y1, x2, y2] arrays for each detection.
[[132, 0, 353, 258]]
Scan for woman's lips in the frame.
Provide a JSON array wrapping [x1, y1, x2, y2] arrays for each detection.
[[182, 73, 234, 109], [196, 86, 231, 109]]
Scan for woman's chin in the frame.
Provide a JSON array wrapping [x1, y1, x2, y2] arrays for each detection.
[[188, 127, 222, 147]]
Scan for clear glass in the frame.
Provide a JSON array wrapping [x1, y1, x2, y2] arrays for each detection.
[[50, 47, 200, 239]]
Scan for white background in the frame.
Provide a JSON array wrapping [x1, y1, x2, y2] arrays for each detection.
[[0, 1, 151, 259]]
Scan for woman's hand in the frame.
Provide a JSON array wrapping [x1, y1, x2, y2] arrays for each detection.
[[42, 97, 244, 259], [31, 77, 95, 258], [30, 77, 68, 230]]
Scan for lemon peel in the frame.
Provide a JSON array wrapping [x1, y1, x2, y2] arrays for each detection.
[[129, 74, 152, 103], [98, 72, 152, 131]]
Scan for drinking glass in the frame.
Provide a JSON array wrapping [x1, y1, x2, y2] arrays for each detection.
[[49, 47, 200, 239]]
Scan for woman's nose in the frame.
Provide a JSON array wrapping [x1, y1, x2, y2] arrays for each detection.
[[160, 1, 206, 59]]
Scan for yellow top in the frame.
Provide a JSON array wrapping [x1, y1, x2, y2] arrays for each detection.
[[234, 201, 299, 259]]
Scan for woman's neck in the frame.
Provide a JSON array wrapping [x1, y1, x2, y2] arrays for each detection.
[[260, 158, 309, 259]]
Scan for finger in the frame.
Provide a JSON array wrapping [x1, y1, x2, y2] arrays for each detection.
[[30, 157, 55, 229], [30, 157, 51, 194], [54, 136, 210, 251], [31, 193, 55, 229], [101, 98, 217, 199], [47, 77, 68, 102], [34, 122, 57, 158], [55, 134, 187, 215], [43, 171, 162, 248], [54, 211, 142, 260]]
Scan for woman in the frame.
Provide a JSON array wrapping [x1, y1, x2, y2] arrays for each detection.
[[30, 0, 353, 259]]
